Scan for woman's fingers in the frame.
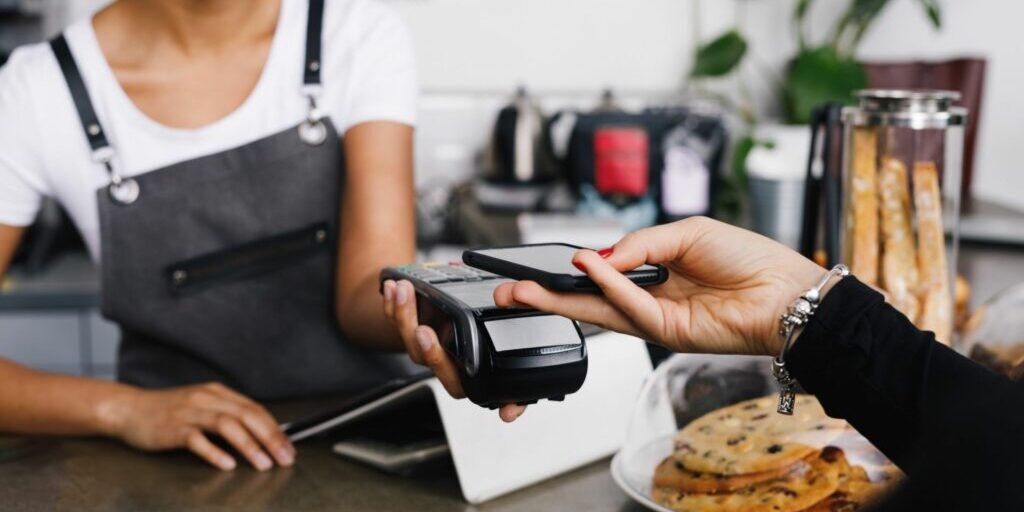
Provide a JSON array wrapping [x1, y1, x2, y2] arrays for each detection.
[[415, 326, 466, 399], [495, 280, 642, 337], [195, 390, 295, 467], [239, 411, 294, 467], [400, 300, 524, 420], [207, 414, 275, 471], [499, 404, 527, 423], [601, 216, 713, 271], [384, 279, 427, 364], [186, 429, 237, 471], [382, 280, 397, 319], [392, 280, 426, 364], [572, 250, 667, 338], [388, 282, 529, 421], [492, 281, 530, 309]]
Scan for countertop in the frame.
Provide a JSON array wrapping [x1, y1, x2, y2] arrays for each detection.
[[0, 396, 646, 512], [1, 243, 1021, 511], [1, 216, 1022, 511]]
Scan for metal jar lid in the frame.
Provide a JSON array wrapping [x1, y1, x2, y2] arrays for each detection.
[[841, 89, 968, 129]]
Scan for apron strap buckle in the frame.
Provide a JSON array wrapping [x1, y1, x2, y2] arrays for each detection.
[[299, 85, 328, 146], [93, 147, 140, 206], [301, 84, 324, 123], [92, 146, 115, 167]]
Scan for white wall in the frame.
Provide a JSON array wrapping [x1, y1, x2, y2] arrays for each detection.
[[42, 0, 1024, 208], [735, 0, 1024, 209], [388, 0, 1023, 209], [856, 0, 1023, 209], [388, 0, 701, 93]]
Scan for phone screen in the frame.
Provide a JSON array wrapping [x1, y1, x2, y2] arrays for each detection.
[[473, 244, 658, 276]]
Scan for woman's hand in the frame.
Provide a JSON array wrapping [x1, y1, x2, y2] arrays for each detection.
[[381, 279, 527, 422], [102, 383, 295, 471], [493, 217, 829, 357]]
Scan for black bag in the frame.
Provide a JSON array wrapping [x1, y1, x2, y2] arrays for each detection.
[[553, 108, 726, 222]]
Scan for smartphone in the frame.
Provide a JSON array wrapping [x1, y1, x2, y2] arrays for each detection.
[[462, 243, 668, 292]]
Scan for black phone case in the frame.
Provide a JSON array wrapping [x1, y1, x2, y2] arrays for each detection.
[[462, 243, 668, 292]]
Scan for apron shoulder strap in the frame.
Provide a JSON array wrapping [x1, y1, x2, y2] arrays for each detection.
[[52, 0, 326, 154], [50, 35, 112, 156], [303, 0, 325, 87]]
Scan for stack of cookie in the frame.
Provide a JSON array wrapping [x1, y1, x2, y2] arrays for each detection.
[[652, 395, 901, 512]]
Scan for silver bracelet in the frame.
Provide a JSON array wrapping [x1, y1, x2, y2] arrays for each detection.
[[772, 264, 849, 415]]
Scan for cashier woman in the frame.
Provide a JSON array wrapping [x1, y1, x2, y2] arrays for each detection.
[[0, 0, 431, 471]]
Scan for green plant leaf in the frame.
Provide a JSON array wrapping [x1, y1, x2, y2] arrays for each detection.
[[715, 177, 742, 220], [717, 134, 776, 220], [691, 30, 748, 78], [795, 0, 813, 21], [916, 0, 942, 28], [794, 0, 815, 48], [849, 0, 890, 23], [731, 135, 756, 192], [782, 46, 867, 124], [731, 135, 776, 191]]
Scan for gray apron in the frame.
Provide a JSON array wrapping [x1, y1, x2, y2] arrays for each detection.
[[51, 0, 413, 399]]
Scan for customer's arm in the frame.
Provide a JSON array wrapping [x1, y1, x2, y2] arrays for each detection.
[[788, 276, 1024, 510], [494, 217, 1024, 509]]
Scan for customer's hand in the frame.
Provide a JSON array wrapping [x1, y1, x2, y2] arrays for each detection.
[[381, 279, 527, 422], [103, 383, 295, 471], [494, 217, 829, 357]]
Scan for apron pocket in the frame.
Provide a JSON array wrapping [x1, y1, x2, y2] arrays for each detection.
[[165, 222, 331, 296]]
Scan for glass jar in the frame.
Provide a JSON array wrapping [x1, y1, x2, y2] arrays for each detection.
[[840, 89, 967, 346]]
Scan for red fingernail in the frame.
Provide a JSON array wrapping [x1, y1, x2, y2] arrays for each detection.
[[597, 247, 614, 258], [573, 260, 587, 272]]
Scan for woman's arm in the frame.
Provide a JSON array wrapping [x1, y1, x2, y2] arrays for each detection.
[[493, 218, 1024, 508], [0, 356, 130, 436], [0, 225, 23, 279], [0, 225, 294, 470], [789, 277, 1024, 510], [0, 359, 296, 471], [334, 121, 416, 351]]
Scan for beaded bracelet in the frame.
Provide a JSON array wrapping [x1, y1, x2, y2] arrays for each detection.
[[772, 264, 849, 415]]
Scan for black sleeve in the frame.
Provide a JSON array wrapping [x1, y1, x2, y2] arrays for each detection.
[[787, 276, 1024, 510]]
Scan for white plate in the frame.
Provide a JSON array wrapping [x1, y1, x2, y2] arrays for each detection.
[[609, 434, 674, 512]]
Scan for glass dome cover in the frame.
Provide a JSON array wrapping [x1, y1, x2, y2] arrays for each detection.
[[962, 281, 1024, 378], [611, 353, 902, 511]]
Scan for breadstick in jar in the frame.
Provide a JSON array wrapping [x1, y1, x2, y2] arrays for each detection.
[[847, 127, 880, 285], [878, 157, 920, 321], [955, 275, 971, 331], [913, 162, 953, 344]]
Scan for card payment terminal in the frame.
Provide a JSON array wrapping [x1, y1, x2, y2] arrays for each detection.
[[380, 262, 587, 409]]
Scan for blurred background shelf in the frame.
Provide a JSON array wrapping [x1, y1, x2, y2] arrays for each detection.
[[0, 253, 117, 379]]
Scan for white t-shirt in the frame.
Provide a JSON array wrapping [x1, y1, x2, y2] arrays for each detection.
[[0, 0, 417, 260]]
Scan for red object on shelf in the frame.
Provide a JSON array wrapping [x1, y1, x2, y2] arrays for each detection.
[[593, 127, 649, 197]]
